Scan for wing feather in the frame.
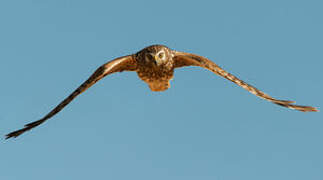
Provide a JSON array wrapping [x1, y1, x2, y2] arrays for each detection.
[[173, 51, 318, 112], [6, 55, 137, 139]]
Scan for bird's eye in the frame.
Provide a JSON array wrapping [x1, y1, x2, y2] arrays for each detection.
[[158, 52, 165, 59], [147, 53, 154, 60]]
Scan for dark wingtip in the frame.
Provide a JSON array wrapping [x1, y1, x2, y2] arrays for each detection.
[[5, 126, 31, 140], [5, 119, 45, 140], [5, 129, 26, 139]]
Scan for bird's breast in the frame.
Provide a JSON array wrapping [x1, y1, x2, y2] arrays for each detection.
[[136, 67, 174, 92]]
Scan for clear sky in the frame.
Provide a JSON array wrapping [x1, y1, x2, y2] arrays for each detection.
[[1, 0, 322, 179]]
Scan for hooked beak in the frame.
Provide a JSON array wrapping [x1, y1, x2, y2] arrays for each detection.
[[150, 53, 161, 66]]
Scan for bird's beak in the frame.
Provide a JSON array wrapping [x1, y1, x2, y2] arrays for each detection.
[[151, 53, 161, 66]]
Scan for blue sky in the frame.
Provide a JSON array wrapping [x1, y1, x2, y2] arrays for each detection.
[[1, 0, 322, 179]]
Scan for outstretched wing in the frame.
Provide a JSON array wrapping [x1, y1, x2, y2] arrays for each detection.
[[172, 51, 318, 112], [6, 55, 137, 139]]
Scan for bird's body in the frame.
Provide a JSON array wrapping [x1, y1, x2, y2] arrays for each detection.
[[6, 44, 318, 139], [135, 45, 175, 91], [137, 67, 174, 91]]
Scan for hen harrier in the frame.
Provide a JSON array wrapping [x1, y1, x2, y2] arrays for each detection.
[[6, 44, 318, 139]]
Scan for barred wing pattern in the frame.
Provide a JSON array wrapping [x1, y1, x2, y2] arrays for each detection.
[[6, 55, 137, 139], [173, 51, 318, 112]]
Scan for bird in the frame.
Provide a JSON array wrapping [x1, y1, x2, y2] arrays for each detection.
[[5, 44, 318, 139]]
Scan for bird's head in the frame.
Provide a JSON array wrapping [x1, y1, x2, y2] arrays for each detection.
[[138, 45, 173, 67]]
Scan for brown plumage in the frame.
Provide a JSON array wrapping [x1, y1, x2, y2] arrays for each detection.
[[5, 44, 318, 139]]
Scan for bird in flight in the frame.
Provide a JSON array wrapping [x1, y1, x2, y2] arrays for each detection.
[[6, 44, 318, 139]]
